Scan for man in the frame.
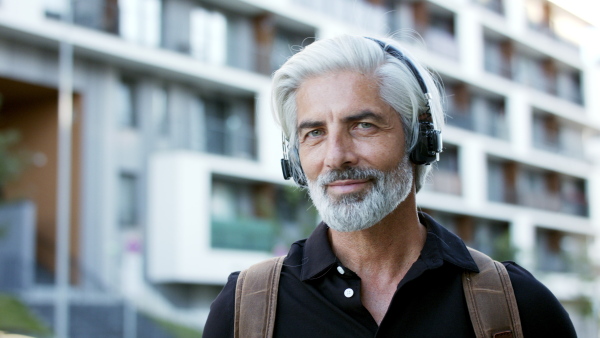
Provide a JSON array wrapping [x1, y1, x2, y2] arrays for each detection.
[[204, 35, 576, 337]]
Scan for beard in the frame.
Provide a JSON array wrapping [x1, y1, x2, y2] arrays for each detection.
[[307, 155, 413, 232]]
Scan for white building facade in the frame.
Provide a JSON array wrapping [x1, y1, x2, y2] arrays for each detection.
[[0, 0, 598, 336]]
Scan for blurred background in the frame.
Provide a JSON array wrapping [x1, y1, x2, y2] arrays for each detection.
[[0, 0, 598, 337]]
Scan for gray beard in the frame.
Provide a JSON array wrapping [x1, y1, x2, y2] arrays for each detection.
[[307, 156, 413, 232]]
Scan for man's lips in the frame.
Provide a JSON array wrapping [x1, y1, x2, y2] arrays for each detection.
[[326, 179, 371, 194]]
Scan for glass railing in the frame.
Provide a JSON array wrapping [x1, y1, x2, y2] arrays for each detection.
[[425, 170, 461, 195], [424, 28, 459, 60], [446, 107, 508, 140], [211, 218, 277, 252]]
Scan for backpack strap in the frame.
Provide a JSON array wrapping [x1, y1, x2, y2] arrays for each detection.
[[463, 248, 523, 338], [234, 256, 285, 338], [233, 249, 523, 338]]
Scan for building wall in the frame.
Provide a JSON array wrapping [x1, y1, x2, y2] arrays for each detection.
[[0, 0, 598, 336]]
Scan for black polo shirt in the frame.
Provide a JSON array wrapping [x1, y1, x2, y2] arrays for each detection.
[[204, 213, 576, 337]]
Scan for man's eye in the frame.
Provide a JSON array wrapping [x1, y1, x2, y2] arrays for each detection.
[[308, 130, 323, 137], [358, 122, 373, 129]]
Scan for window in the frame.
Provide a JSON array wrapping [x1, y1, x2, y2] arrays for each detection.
[[532, 111, 584, 158], [117, 77, 137, 128], [152, 85, 169, 136], [204, 96, 256, 159], [187, 96, 205, 152], [424, 145, 461, 195], [473, 0, 503, 15], [119, 0, 162, 47], [557, 69, 583, 105], [536, 228, 588, 273], [423, 210, 513, 261], [44, 0, 69, 19], [270, 27, 308, 74], [421, 5, 458, 59], [118, 173, 138, 228], [72, 0, 119, 34], [473, 95, 507, 139], [487, 158, 588, 216], [445, 82, 508, 139], [484, 37, 512, 79], [190, 7, 227, 64]]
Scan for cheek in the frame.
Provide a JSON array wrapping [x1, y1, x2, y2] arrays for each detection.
[[298, 147, 321, 180], [359, 138, 405, 169]]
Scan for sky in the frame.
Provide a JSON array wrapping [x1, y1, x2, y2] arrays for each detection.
[[550, 0, 600, 27]]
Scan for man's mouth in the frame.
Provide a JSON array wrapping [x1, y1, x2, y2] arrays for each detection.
[[326, 179, 371, 195]]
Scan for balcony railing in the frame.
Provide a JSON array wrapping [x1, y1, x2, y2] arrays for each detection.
[[446, 102, 508, 139], [211, 219, 276, 252], [425, 170, 461, 195]]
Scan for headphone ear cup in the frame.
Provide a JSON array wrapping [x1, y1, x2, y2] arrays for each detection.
[[410, 122, 442, 165], [281, 159, 293, 180], [281, 147, 308, 186]]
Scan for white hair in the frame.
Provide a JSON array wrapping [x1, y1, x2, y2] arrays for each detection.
[[271, 34, 445, 192]]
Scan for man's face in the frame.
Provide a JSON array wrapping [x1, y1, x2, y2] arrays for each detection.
[[296, 71, 413, 232]]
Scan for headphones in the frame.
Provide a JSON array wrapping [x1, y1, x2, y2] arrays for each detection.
[[281, 37, 443, 186]]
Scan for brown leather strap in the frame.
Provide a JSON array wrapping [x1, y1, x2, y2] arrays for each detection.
[[463, 248, 523, 338], [234, 256, 285, 338]]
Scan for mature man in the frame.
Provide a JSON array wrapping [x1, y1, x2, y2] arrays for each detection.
[[204, 35, 576, 337]]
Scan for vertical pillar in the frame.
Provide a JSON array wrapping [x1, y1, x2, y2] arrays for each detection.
[[55, 11, 74, 338]]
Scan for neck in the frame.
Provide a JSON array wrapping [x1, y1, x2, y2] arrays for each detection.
[[328, 192, 426, 282]]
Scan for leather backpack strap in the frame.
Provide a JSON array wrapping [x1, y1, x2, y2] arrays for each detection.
[[234, 256, 285, 338], [463, 248, 523, 338]]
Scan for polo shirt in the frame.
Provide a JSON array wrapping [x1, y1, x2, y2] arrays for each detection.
[[204, 212, 576, 337]]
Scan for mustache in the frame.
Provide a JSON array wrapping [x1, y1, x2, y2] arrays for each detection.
[[316, 167, 383, 186]]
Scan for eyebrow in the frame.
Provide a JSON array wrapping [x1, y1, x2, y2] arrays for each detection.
[[343, 110, 385, 124], [297, 110, 385, 134]]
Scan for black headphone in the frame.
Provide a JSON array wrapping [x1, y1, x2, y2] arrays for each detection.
[[281, 37, 443, 186]]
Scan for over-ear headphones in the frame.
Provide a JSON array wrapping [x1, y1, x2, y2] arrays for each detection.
[[280, 37, 442, 185]]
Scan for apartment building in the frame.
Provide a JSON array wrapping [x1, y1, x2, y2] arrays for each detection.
[[0, 0, 598, 336]]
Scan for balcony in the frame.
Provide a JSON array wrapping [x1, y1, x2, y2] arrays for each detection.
[[445, 83, 508, 139], [211, 177, 316, 254], [422, 210, 514, 261], [536, 228, 589, 274], [204, 96, 257, 160], [532, 112, 585, 159], [423, 145, 461, 195], [525, 0, 587, 49], [484, 35, 583, 105], [211, 219, 276, 251], [488, 159, 588, 217], [291, 0, 389, 34]]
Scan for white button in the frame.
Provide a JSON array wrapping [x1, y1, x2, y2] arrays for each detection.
[[337, 266, 345, 275], [344, 288, 354, 298]]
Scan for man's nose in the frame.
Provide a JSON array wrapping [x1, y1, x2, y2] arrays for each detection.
[[323, 131, 358, 170]]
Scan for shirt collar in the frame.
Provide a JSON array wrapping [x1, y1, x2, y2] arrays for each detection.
[[300, 212, 478, 281], [301, 222, 338, 281]]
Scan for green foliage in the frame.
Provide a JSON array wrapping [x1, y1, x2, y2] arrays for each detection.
[[281, 185, 318, 238], [573, 295, 594, 318], [0, 294, 52, 336], [0, 129, 30, 200], [151, 315, 202, 338], [492, 231, 518, 262]]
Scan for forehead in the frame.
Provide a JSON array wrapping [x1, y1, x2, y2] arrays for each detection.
[[295, 71, 388, 122]]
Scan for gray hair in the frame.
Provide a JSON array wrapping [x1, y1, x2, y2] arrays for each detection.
[[272, 35, 444, 192]]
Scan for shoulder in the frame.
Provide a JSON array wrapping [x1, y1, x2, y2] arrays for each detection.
[[203, 272, 239, 338], [504, 262, 577, 337]]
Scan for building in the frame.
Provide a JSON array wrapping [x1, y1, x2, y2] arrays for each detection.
[[0, 0, 598, 336]]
